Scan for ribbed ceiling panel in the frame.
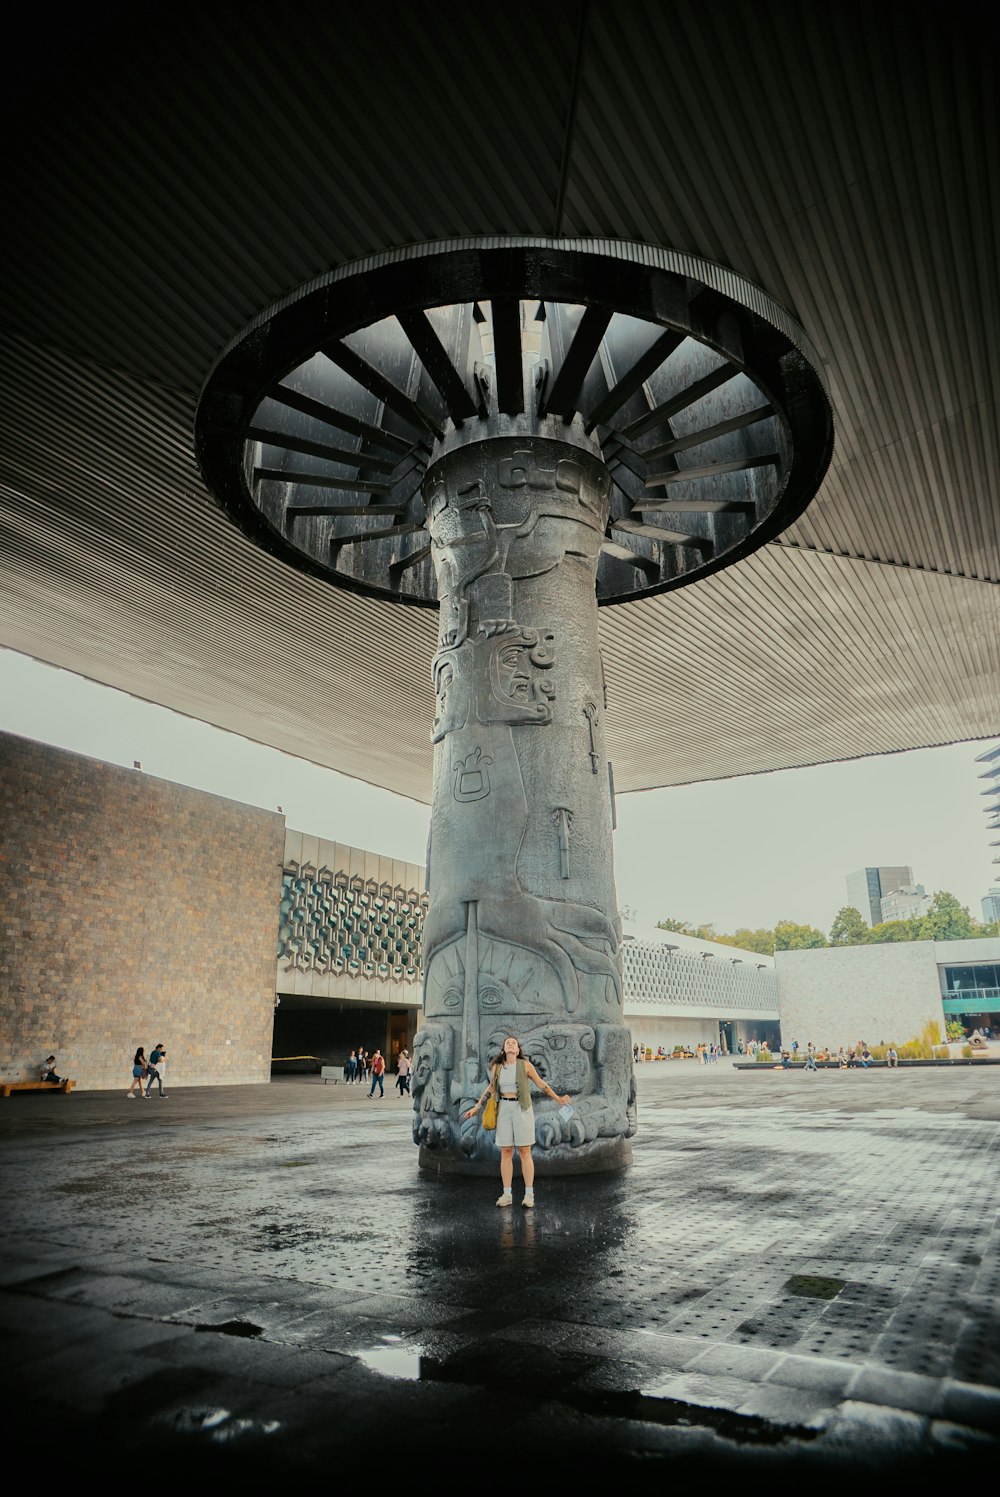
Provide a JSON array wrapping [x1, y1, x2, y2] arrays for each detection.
[[1, 0, 996, 793]]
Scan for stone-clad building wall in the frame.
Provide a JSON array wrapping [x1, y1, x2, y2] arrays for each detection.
[[774, 942, 943, 1051], [0, 731, 284, 1090]]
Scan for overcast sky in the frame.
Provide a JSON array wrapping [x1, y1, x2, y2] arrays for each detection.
[[1, 647, 996, 933]]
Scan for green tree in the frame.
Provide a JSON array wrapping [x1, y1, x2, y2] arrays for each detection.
[[829, 906, 869, 946], [656, 917, 717, 940], [868, 918, 922, 943], [711, 928, 776, 955], [918, 890, 975, 942], [773, 920, 828, 950]]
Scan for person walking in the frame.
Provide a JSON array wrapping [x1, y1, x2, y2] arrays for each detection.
[[347, 1050, 358, 1084], [368, 1049, 386, 1098], [804, 1042, 818, 1072], [462, 1034, 571, 1210], [396, 1049, 411, 1096], [145, 1042, 168, 1098], [126, 1047, 147, 1098]]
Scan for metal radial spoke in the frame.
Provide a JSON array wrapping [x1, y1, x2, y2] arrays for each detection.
[[247, 427, 398, 474], [646, 453, 778, 487], [286, 503, 407, 519], [544, 306, 613, 418], [269, 386, 412, 455], [643, 405, 775, 461], [396, 310, 478, 423], [610, 517, 713, 554], [622, 364, 738, 440], [321, 341, 442, 440], [601, 435, 653, 488], [599, 540, 660, 579], [633, 497, 754, 514], [331, 522, 427, 547], [490, 299, 524, 415], [583, 328, 685, 431], [389, 542, 433, 579], [254, 468, 391, 495]]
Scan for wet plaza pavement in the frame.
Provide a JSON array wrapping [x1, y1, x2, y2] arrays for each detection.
[[2, 1061, 999, 1481]]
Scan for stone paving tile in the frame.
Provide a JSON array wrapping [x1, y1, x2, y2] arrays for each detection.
[[166, 1290, 351, 1332], [2, 1069, 1000, 1475], [950, 1320, 1000, 1387], [149, 1328, 353, 1387], [764, 1352, 861, 1397], [572, 1358, 665, 1392], [936, 1380, 1000, 1434], [3, 1319, 193, 1396], [849, 1365, 944, 1415], [729, 1381, 834, 1428], [640, 1367, 762, 1411], [542, 1321, 708, 1371], [685, 1339, 786, 1381]]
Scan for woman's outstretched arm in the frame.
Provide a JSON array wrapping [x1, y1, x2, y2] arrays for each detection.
[[523, 1062, 571, 1106]]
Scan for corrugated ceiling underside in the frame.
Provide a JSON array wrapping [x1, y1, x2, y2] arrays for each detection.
[[1, 0, 997, 800]]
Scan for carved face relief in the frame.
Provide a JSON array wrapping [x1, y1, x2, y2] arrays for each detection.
[[523, 1024, 596, 1094], [494, 641, 531, 703], [431, 649, 468, 742], [482, 627, 555, 724]]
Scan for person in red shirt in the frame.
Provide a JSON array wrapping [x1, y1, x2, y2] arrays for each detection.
[[368, 1050, 386, 1099]]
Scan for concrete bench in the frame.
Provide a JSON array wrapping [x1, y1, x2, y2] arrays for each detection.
[[320, 1067, 341, 1085], [1, 1078, 75, 1098]]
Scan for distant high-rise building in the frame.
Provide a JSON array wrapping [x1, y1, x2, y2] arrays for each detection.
[[846, 866, 914, 926], [879, 884, 932, 922], [975, 743, 1000, 923], [975, 741, 1000, 852]]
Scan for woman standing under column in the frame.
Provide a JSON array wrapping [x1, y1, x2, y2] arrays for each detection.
[[463, 1035, 571, 1209]]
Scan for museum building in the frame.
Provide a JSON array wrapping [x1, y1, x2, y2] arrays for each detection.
[[2, 729, 995, 1091]]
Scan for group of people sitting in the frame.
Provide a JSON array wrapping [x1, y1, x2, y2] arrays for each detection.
[[776, 1041, 896, 1070]]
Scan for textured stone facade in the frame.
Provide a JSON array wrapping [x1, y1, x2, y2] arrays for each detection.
[[775, 942, 944, 1051], [0, 731, 284, 1090], [277, 831, 427, 1006]]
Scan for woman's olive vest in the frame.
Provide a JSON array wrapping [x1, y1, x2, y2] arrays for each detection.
[[489, 1056, 532, 1111]]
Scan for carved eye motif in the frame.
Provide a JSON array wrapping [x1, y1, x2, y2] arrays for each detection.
[[442, 986, 463, 1010], [479, 986, 503, 1009]]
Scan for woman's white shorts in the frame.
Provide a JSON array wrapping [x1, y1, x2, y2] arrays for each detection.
[[495, 1098, 536, 1148]]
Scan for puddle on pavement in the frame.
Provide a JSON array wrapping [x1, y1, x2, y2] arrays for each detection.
[[355, 1335, 423, 1380]]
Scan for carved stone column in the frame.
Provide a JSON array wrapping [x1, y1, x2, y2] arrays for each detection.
[[413, 416, 636, 1174], [196, 239, 835, 1175]]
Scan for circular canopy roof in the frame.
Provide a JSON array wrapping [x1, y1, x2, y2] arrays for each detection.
[[197, 239, 832, 608], [0, 2, 995, 802]]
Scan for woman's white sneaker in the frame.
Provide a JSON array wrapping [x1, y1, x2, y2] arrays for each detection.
[[522, 1189, 535, 1209], [496, 1191, 513, 1208]]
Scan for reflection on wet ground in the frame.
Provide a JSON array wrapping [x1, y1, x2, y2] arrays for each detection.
[[1, 1063, 999, 1478]]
